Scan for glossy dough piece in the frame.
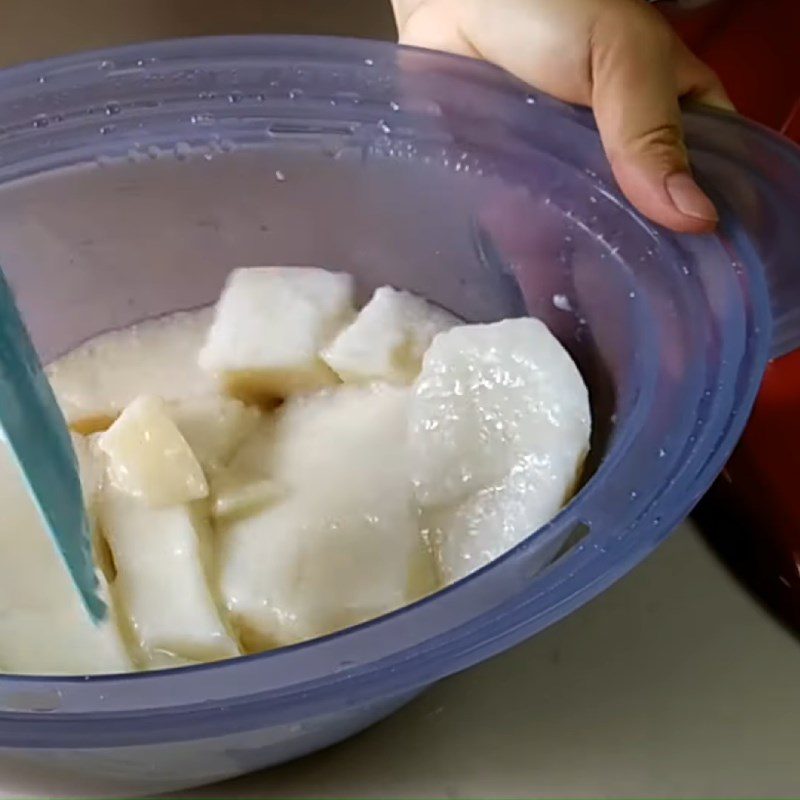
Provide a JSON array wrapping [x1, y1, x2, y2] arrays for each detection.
[[408, 318, 591, 582]]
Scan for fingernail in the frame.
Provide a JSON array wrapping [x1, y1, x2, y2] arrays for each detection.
[[665, 172, 718, 222]]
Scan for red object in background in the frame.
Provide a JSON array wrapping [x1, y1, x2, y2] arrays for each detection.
[[663, 0, 800, 138], [697, 353, 800, 630], [665, 0, 800, 629]]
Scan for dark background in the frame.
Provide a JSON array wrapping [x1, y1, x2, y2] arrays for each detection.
[[0, 0, 397, 67]]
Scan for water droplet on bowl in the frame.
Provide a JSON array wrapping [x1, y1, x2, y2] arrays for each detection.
[[104, 101, 121, 116], [363, 58, 375, 66], [525, 95, 536, 105], [99, 124, 114, 135], [377, 119, 391, 134], [552, 293, 572, 312], [127, 145, 146, 163], [275, 170, 286, 182], [174, 141, 192, 160], [389, 100, 400, 112], [32, 115, 49, 129]]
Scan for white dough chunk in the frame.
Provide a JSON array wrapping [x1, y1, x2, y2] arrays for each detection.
[[168, 395, 260, 472], [409, 318, 591, 583], [98, 395, 208, 507], [0, 438, 131, 675], [198, 267, 355, 399], [211, 472, 285, 522], [98, 486, 240, 665], [46, 308, 215, 433], [218, 384, 436, 650], [322, 286, 458, 384]]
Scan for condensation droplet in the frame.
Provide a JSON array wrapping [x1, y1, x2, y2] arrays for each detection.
[[104, 101, 121, 116], [389, 100, 400, 112], [99, 124, 114, 135], [275, 170, 286, 182], [175, 141, 192, 160], [525, 95, 536, 105], [363, 58, 375, 66], [552, 293, 572, 312], [377, 119, 391, 134]]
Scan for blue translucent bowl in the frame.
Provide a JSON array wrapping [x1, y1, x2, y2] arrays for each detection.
[[0, 36, 796, 796]]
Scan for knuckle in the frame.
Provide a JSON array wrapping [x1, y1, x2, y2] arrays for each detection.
[[610, 123, 687, 168]]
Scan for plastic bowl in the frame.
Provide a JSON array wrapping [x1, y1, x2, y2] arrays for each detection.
[[0, 36, 797, 797]]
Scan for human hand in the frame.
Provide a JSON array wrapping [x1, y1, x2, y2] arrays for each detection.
[[391, 0, 733, 234]]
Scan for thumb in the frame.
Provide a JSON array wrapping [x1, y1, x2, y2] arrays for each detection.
[[590, 16, 718, 234]]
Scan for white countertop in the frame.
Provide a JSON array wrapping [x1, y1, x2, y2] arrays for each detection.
[[166, 522, 800, 799]]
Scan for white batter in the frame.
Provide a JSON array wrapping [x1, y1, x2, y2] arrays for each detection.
[[0, 267, 591, 675]]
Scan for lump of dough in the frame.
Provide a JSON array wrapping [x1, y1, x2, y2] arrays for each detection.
[[98, 485, 240, 666], [218, 384, 436, 650], [198, 267, 355, 400], [322, 286, 458, 384], [167, 395, 261, 472], [98, 395, 208, 508], [408, 318, 591, 583]]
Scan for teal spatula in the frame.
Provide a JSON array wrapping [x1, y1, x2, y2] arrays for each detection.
[[0, 269, 105, 622]]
